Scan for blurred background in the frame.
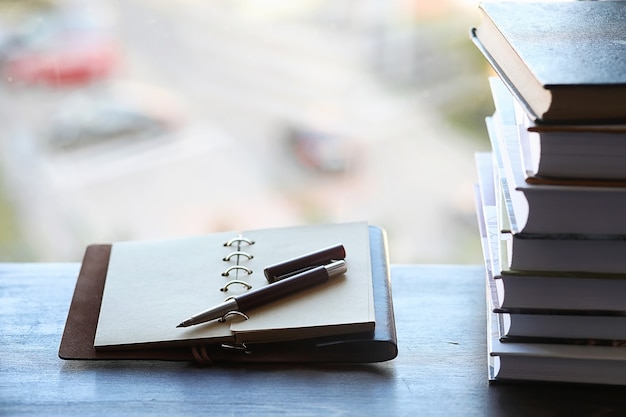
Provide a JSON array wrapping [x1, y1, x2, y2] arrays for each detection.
[[0, 0, 493, 264]]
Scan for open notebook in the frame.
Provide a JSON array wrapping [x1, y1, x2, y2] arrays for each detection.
[[59, 222, 398, 364]]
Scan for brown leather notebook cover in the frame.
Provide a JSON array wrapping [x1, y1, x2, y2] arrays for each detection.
[[58, 226, 398, 364]]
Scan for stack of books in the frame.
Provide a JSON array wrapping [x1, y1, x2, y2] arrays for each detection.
[[471, 1, 626, 385]]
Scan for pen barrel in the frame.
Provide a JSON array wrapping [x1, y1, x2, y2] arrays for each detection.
[[236, 265, 331, 311]]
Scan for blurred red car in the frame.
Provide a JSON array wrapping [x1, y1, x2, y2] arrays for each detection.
[[2, 11, 119, 87], [4, 38, 118, 86]]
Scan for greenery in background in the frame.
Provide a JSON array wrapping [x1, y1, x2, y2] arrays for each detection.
[[408, 13, 493, 145], [0, 178, 27, 261], [439, 29, 494, 146]]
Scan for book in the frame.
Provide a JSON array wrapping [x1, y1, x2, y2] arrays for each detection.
[[517, 101, 626, 183], [487, 307, 626, 386], [59, 222, 398, 364], [495, 309, 626, 344], [476, 151, 626, 314], [487, 83, 626, 236], [500, 224, 626, 276], [489, 76, 626, 182], [471, 1, 626, 124]]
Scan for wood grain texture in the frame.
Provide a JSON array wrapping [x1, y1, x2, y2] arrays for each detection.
[[2, 263, 626, 416]]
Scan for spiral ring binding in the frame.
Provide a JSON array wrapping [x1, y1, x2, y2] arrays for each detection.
[[220, 343, 251, 354], [191, 345, 213, 366], [223, 251, 254, 261], [220, 280, 253, 292], [224, 235, 255, 247], [219, 234, 255, 292], [221, 265, 253, 277]]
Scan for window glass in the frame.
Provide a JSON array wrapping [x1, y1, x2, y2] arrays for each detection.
[[0, 0, 491, 263]]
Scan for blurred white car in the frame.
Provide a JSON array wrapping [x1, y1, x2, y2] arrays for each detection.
[[286, 125, 357, 173], [48, 100, 174, 150]]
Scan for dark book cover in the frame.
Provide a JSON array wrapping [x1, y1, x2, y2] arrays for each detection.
[[472, 1, 626, 123]]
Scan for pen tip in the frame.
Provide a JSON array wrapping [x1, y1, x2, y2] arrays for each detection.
[[176, 323, 185, 328]]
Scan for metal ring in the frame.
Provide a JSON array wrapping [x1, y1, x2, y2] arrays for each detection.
[[218, 310, 249, 322], [220, 343, 251, 354], [223, 251, 254, 261], [220, 280, 253, 292], [221, 265, 253, 277], [191, 345, 214, 366], [224, 236, 255, 247]]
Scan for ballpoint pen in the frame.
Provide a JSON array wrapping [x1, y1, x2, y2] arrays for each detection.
[[176, 260, 347, 328]]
